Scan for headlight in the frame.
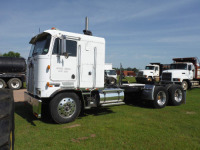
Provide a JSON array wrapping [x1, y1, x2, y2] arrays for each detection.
[[173, 78, 180, 82]]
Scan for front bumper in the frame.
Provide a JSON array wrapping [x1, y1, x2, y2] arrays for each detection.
[[24, 92, 42, 118]]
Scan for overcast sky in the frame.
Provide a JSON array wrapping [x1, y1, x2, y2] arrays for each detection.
[[0, 0, 200, 69]]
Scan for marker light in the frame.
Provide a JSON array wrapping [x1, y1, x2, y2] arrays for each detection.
[[51, 27, 56, 30], [47, 82, 53, 87], [47, 65, 50, 70]]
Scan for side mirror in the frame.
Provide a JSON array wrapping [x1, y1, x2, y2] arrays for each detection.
[[63, 52, 71, 58]]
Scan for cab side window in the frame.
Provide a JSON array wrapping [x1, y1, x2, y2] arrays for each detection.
[[188, 65, 191, 71], [64, 40, 77, 57]]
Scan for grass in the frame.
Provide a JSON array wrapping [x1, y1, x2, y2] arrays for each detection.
[[118, 76, 136, 83], [14, 88, 200, 150]]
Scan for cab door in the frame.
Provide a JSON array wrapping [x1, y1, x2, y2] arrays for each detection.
[[50, 38, 77, 86], [188, 65, 193, 80], [155, 66, 159, 76]]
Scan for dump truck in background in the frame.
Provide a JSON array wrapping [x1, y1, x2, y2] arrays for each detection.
[[136, 63, 170, 83], [0, 57, 26, 90], [105, 63, 117, 85], [161, 57, 200, 90]]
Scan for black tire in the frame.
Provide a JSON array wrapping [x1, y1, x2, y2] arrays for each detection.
[[168, 84, 184, 106], [153, 86, 168, 108], [181, 81, 188, 91], [49, 92, 81, 124], [8, 78, 22, 90], [108, 77, 117, 85], [0, 89, 14, 150], [165, 84, 173, 91], [0, 79, 6, 89]]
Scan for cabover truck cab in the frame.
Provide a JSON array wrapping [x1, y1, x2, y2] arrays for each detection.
[[136, 63, 169, 83], [24, 19, 186, 124], [161, 57, 200, 90]]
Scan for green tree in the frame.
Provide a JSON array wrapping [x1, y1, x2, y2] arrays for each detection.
[[3, 51, 20, 58]]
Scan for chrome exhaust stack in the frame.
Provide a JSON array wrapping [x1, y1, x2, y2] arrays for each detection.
[[83, 17, 92, 36]]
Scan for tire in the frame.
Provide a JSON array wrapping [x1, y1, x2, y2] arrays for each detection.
[[165, 84, 173, 91], [0, 79, 6, 89], [108, 77, 117, 85], [153, 86, 168, 108], [168, 84, 184, 106], [49, 92, 81, 124], [8, 78, 22, 90], [181, 81, 188, 91], [0, 89, 14, 150]]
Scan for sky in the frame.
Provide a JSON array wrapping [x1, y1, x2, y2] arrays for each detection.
[[0, 0, 200, 69]]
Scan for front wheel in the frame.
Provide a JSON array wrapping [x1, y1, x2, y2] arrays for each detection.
[[49, 92, 81, 124], [153, 86, 168, 108], [181, 81, 188, 90]]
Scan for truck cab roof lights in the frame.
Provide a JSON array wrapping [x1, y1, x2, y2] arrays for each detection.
[[51, 27, 57, 30], [61, 35, 81, 41]]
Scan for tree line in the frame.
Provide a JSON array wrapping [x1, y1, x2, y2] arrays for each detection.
[[0, 51, 21, 58], [114, 67, 139, 73]]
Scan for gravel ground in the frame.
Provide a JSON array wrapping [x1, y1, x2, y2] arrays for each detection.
[[13, 89, 26, 102]]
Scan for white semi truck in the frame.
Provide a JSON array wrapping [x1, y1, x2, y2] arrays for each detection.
[[24, 18, 186, 124], [161, 57, 200, 90], [136, 63, 170, 83]]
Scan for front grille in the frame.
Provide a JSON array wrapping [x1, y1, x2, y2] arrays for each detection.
[[138, 71, 143, 77], [28, 65, 34, 94], [162, 73, 172, 81]]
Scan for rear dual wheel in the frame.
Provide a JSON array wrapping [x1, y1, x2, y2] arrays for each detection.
[[8, 78, 22, 90], [153, 86, 168, 108], [153, 85, 184, 108], [168, 84, 184, 106], [0, 79, 6, 89]]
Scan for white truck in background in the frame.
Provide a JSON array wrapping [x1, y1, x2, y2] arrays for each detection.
[[24, 17, 186, 124], [136, 63, 170, 83], [161, 57, 200, 90], [105, 63, 117, 85]]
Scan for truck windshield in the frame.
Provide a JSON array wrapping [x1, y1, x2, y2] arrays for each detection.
[[170, 64, 187, 70], [32, 34, 51, 56], [105, 70, 117, 75], [145, 66, 154, 70]]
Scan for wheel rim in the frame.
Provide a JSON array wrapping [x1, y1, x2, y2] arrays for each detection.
[[57, 97, 76, 118], [11, 81, 20, 88], [156, 91, 166, 106], [174, 89, 182, 102], [0, 81, 3, 88], [111, 79, 115, 84], [182, 82, 188, 90]]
